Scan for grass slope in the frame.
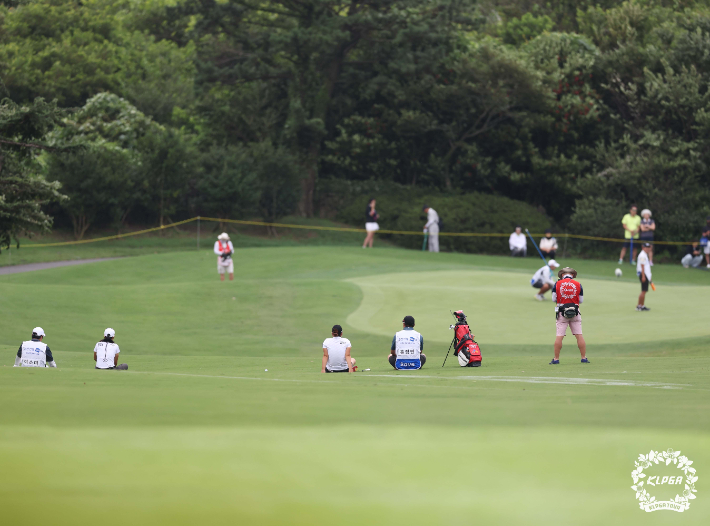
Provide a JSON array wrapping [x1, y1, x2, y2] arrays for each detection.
[[0, 247, 708, 525]]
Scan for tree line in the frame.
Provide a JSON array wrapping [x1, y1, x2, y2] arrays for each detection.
[[0, 0, 709, 248]]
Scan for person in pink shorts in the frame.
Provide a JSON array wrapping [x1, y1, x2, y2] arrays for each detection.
[[550, 267, 589, 365]]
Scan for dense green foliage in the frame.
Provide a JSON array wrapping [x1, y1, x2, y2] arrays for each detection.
[[1, 0, 709, 247]]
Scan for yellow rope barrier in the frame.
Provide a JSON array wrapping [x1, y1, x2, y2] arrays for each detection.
[[18, 215, 695, 247]]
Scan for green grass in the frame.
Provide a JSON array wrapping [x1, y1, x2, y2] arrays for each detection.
[[1, 247, 708, 525]]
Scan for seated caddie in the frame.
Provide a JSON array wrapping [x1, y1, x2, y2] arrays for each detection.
[[94, 328, 128, 370], [14, 327, 57, 368], [389, 315, 426, 370], [322, 325, 356, 373]]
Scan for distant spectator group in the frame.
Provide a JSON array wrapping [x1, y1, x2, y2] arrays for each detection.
[[686, 215, 710, 269], [618, 205, 655, 265]]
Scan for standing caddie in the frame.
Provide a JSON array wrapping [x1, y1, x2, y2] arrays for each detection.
[[214, 232, 234, 281], [550, 267, 589, 365], [14, 327, 57, 368], [94, 328, 128, 370], [389, 315, 426, 370]]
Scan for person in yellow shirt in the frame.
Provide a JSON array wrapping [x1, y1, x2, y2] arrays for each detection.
[[619, 205, 641, 264]]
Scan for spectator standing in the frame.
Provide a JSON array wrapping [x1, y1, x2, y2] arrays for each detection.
[[422, 205, 440, 253], [702, 216, 710, 269], [363, 198, 379, 249], [681, 242, 704, 268], [639, 209, 656, 265], [509, 226, 527, 257], [539, 230, 558, 259], [618, 205, 641, 264]]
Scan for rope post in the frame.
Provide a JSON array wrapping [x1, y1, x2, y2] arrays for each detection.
[[197, 216, 200, 250]]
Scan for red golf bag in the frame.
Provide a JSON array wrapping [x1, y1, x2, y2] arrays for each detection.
[[451, 311, 482, 367]]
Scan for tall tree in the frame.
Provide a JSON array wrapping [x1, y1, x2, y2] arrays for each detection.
[[182, 0, 479, 216], [0, 98, 66, 250]]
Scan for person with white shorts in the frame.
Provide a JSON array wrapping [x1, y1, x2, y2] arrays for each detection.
[[550, 267, 589, 365], [94, 328, 128, 370], [322, 325, 356, 373], [363, 198, 379, 248], [214, 232, 234, 281]]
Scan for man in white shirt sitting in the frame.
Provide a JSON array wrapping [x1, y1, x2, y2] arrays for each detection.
[[15, 327, 57, 368], [531, 259, 560, 301], [214, 232, 234, 281], [509, 226, 527, 257], [422, 205, 440, 253], [322, 325, 356, 373], [94, 328, 128, 370]]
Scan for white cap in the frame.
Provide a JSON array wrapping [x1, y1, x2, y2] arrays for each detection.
[[32, 327, 45, 337], [218, 232, 230, 241], [548, 259, 559, 268], [104, 328, 115, 338]]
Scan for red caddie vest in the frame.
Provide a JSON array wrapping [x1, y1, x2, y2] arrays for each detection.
[[555, 278, 581, 305], [218, 240, 230, 254]]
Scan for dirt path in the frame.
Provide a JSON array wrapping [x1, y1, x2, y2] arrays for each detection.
[[0, 258, 120, 275]]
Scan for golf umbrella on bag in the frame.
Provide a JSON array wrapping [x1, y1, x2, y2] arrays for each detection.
[[442, 310, 482, 367]]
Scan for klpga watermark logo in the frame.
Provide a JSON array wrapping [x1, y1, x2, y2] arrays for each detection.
[[631, 449, 698, 512]]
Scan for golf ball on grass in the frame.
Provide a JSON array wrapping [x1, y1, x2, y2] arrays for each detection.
[[615, 268, 622, 277]]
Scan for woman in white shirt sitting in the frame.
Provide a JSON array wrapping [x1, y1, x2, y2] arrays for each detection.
[[322, 325, 356, 373]]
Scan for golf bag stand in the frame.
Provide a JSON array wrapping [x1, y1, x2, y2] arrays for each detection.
[[450, 310, 482, 367]]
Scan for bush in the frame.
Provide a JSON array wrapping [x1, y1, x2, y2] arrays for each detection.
[[332, 182, 552, 254]]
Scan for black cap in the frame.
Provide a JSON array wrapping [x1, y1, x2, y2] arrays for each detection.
[[422, 205, 429, 211], [331, 324, 343, 335], [643, 242, 651, 247], [545, 229, 552, 234], [706, 216, 710, 221], [402, 315, 415, 327]]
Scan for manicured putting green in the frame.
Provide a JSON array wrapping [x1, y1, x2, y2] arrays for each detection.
[[347, 270, 710, 345]]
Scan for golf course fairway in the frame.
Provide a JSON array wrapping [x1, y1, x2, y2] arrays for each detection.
[[1, 246, 708, 526]]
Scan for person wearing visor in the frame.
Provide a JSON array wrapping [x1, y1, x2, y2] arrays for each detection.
[[389, 315, 426, 370], [214, 232, 234, 281], [322, 325, 356, 373], [550, 267, 589, 365], [94, 328, 128, 370], [15, 327, 57, 368]]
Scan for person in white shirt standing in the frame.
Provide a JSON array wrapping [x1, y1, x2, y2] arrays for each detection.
[[14, 327, 57, 368], [422, 205, 440, 252], [94, 328, 128, 370], [509, 226, 527, 257], [214, 232, 234, 281], [531, 259, 560, 301], [322, 325, 356, 373], [636, 243, 653, 312]]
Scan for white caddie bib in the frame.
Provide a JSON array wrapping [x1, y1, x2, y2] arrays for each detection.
[[20, 341, 47, 368], [394, 329, 422, 370]]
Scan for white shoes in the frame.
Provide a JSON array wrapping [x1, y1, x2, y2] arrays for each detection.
[[535, 294, 545, 301]]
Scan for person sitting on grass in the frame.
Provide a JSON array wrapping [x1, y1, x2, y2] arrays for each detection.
[[94, 328, 128, 370], [389, 315, 426, 370], [531, 259, 559, 301], [681, 242, 704, 268], [15, 327, 57, 368], [322, 325, 356, 373], [550, 267, 589, 365]]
